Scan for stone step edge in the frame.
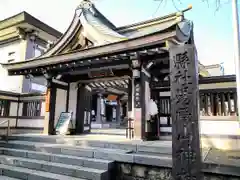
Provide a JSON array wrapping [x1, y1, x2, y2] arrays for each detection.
[[3, 136, 172, 152], [0, 175, 21, 180], [0, 141, 175, 166], [0, 154, 107, 174], [2, 140, 131, 154], [0, 164, 86, 180], [0, 147, 113, 164], [0, 155, 108, 180]]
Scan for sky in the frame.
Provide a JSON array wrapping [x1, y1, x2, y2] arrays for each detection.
[[0, 0, 236, 74]]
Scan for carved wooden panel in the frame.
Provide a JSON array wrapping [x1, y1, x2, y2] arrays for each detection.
[[170, 45, 202, 180]]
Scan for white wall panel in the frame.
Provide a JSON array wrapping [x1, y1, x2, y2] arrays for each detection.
[[159, 91, 170, 97], [17, 119, 44, 128], [54, 88, 67, 127], [0, 118, 16, 127], [68, 83, 77, 129], [9, 102, 18, 116], [41, 101, 45, 116], [0, 41, 23, 93], [200, 120, 240, 136], [18, 103, 23, 116]]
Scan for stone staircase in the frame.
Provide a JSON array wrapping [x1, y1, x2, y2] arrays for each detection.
[[0, 135, 133, 180], [0, 134, 238, 179]]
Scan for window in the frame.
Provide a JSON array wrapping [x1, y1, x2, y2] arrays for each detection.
[[22, 101, 41, 117], [0, 100, 10, 117], [159, 97, 171, 115], [7, 51, 16, 63], [7, 59, 14, 63], [34, 45, 44, 58], [8, 52, 15, 56]]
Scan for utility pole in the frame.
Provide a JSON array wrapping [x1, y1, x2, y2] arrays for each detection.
[[232, 0, 240, 121]]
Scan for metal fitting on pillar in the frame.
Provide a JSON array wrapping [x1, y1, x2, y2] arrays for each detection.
[[132, 69, 140, 78]]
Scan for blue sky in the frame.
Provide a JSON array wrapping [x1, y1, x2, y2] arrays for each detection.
[[0, 0, 235, 74]]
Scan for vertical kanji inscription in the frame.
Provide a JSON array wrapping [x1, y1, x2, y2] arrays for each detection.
[[170, 45, 202, 180]]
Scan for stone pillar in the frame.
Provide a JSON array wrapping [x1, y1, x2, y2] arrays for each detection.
[[43, 79, 56, 135], [116, 99, 121, 123], [101, 97, 106, 123], [96, 93, 103, 125], [170, 45, 202, 179]]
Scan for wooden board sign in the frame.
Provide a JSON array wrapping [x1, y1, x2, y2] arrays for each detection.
[[55, 112, 72, 135], [45, 89, 50, 112]]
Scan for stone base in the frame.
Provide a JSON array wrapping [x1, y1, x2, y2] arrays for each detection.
[[116, 163, 240, 180]]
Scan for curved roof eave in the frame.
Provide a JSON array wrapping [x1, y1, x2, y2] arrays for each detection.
[[174, 20, 193, 44], [79, 7, 127, 46], [39, 12, 82, 58]]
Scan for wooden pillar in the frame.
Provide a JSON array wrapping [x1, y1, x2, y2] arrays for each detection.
[[227, 93, 231, 115], [170, 45, 202, 179], [204, 93, 208, 115], [75, 84, 92, 134], [129, 55, 150, 140], [234, 92, 238, 115], [215, 93, 220, 116], [132, 69, 143, 139], [127, 79, 133, 116], [66, 83, 70, 112], [43, 79, 56, 135], [221, 93, 226, 116], [116, 99, 121, 123], [126, 78, 134, 139], [210, 93, 214, 116]]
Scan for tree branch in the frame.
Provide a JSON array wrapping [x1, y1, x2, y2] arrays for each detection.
[[153, 0, 230, 14]]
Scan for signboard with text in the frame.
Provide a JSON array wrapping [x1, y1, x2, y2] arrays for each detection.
[[45, 89, 50, 112], [55, 112, 73, 135]]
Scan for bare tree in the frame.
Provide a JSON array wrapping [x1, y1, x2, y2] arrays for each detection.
[[153, 0, 231, 16]]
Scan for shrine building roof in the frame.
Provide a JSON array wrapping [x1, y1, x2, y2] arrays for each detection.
[[1, 0, 195, 76]]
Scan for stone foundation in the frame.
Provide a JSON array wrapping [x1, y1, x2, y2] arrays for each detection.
[[116, 163, 240, 180]]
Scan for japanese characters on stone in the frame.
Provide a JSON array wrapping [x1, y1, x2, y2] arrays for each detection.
[[170, 45, 202, 180]]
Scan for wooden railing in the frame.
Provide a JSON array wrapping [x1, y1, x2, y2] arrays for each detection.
[[0, 120, 10, 141], [200, 91, 237, 116]]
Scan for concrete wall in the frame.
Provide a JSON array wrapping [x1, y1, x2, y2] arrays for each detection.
[[0, 37, 48, 94], [22, 38, 47, 94], [54, 88, 67, 127], [0, 40, 23, 93]]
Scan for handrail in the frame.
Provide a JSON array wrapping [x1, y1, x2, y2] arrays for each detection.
[[0, 120, 10, 141]]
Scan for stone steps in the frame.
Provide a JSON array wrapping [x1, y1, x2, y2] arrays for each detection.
[[0, 141, 132, 155], [0, 164, 86, 180], [3, 135, 172, 154], [0, 155, 108, 180], [0, 176, 21, 180], [0, 140, 133, 161], [1, 135, 240, 179], [0, 147, 114, 170], [0, 140, 172, 167], [0, 139, 121, 179]]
